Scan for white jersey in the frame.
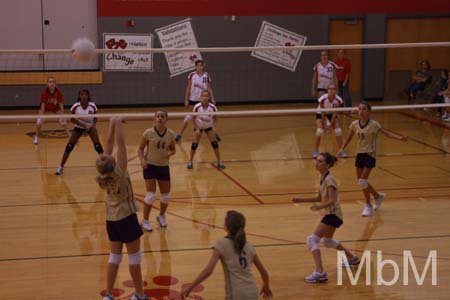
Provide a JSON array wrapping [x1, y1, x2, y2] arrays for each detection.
[[313, 61, 337, 89], [193, 102, 217, 129], [70, 101, 98, 128], [317, 93, 343, 113], [188, 71, 211, 102]]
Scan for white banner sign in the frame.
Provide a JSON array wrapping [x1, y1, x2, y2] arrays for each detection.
[[103, 33, 153, 72], [155, 18, 202, 77], [251, 21, 307, 72]]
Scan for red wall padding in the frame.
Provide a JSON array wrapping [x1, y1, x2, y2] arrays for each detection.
[[98, 0, 450, 17]]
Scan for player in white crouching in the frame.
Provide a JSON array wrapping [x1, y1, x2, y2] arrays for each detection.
[[56, 89, 103, 175], [313, 83, 347, 159], [187, 90, 225, 170]]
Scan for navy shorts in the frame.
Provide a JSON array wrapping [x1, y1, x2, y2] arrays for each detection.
[[106, 213, 143, 243], [315, 113, 334, 120], [143, 164, 171, 181], [73, 126, 86, 133], [321, 214, 343, 228], [355, 153, 376, 168]]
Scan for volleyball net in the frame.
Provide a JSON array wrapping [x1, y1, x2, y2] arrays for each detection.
[[0, 40, 449, 120]]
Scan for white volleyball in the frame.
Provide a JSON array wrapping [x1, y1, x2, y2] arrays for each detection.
[[72, 37, 96, 63]]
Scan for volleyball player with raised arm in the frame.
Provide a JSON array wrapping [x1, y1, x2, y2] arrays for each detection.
[[96, 117, 147, 300]]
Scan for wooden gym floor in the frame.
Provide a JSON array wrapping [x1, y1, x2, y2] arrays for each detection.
[[0, 104, 449, 300]]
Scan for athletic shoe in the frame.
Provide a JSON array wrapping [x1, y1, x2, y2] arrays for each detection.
[[441, 114, 449, 120], [103, 294, 114, 300], [304, 271, 328, 283], [218, 161, 226, 169], [215, 133, 221, 142], [444, 116, 450, 122], [373, 192, 386, 210], [55, 166, 64, 175], [141, 220, 153, 232], [187, 161, 193, 169], [157, 214, 168, 227], [313, 149, 319, 158], [33, 135, 39, 145], [339, 150, 348, 158], [361, 204, 374, 217], [130, 294, 148, 300], [341, 256, 361, 267], [175, 134, 182, 143]]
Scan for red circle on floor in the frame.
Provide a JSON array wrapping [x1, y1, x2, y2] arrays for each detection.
[[152, 275, 179, 286]]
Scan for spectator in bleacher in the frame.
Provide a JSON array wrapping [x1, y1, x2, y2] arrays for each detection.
[[438, 71, 450, 122], [335, 49, 352, 108], [431, 69, 449, 117], [404, 59, 432, 100]]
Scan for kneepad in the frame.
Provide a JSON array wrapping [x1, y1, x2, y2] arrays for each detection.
[[211, 141, 219, 149], [316, 128, 324, 137], [144, 192, 156, 205], [183, 115, 192, 123], [191, 143, 199, 150], [94, 143, 104, 154], [128, 251, 141, 265], [306, 234, 320, 252], [357, 178, 369, 189], [65, 143, 74, 153], [334, 128, 342, 136], [321, 237, 340, 249], [160, 192, 171, 204], [108, 253, 122, 265]]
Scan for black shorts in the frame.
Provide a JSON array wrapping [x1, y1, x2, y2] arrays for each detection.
[[321, 214, 343, 228], [189, 100, 200, 106], [73, 126, 86, 133], [315, 113, 334, 120], [355, 153, 376, 168], [143, 164, 171, 181], [106, 213, 143, 243], [317, 88, 328, 93], [195, 127, 213, 133]]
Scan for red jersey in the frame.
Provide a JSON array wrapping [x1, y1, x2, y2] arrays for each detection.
[[40, 88, 64, 112], [335, 58, 351, 82]]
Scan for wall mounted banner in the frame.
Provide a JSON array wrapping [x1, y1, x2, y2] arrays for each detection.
[[103, 33, 153, 72], [155, 18, 202, 77], [251, 21, 307, 72]]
